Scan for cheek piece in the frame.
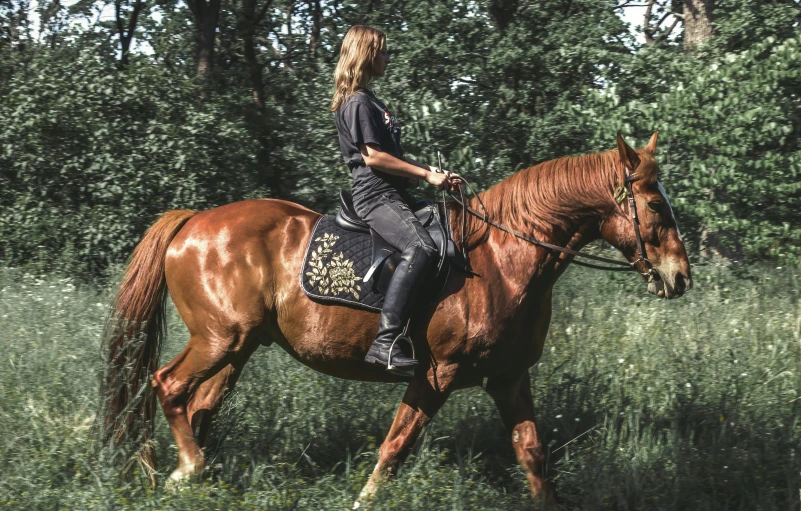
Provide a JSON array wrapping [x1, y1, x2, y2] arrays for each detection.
[[623, 171, 659, 281]]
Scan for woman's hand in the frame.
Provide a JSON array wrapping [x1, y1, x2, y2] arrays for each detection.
[[425, 169, 463, 191]]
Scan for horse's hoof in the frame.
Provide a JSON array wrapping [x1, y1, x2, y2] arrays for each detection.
[[164, 470, 195, 492], [354, 487, 377, 509], [164, 478, 188, 493]]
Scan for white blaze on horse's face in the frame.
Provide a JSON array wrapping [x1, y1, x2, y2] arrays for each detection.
[[641, 179, 692, 299], [657, 181, 681, 241]]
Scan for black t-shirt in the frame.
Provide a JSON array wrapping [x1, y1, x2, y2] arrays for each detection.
[[335, 89, 412, 202]]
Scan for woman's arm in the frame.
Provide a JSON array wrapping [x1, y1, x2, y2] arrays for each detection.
[[359, 143, 460, 189], [359, 143, 428, 178], [403, 155, 435, 173]]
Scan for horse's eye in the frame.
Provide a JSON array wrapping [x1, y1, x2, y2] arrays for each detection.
[[647, 200, 662, 212]]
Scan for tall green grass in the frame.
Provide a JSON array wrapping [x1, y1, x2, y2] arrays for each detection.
[[0, 264, 799, 510]]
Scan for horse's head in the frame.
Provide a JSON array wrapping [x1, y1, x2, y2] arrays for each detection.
[[600, 132, 692, 299]]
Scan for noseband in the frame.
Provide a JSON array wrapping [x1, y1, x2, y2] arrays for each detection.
[[448, 165, 657, 278]]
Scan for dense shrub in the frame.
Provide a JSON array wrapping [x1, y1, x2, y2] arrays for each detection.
[[0, 49, 263, 274]]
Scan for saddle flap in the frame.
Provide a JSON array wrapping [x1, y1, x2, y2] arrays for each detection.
[[330, 190, 463, 297], [364, 230, 395, 283], [414, 206, 434, 227], [366, 205, 450, 296], [300, 213, 459, 313]]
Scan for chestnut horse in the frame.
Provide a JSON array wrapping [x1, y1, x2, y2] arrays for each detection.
[[101, 133, 691, 505]]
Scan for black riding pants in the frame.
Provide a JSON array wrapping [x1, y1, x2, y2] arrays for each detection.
[[353, 190, 437, 342]]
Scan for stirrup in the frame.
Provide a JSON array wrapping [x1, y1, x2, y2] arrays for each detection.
[[386, 334, 416, 372]]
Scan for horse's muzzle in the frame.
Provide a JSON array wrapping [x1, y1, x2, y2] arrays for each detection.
[[648, 264, 692, 299]]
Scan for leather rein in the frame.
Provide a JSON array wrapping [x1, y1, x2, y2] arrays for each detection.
[[441, 164, 658, 278]]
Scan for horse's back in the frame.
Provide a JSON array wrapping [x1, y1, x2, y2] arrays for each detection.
[[163, 199, 320, 338]]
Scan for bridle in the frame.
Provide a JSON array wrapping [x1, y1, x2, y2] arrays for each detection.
[[442, 163, 659, 279]]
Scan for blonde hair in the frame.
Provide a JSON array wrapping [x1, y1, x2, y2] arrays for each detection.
[[331, 25, 386, 111]]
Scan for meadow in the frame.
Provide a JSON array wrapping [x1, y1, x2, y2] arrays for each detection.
[[0, 263, 799, 510]]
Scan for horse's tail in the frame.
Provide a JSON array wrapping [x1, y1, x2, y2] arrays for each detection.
[[99, 209, 196, 485]]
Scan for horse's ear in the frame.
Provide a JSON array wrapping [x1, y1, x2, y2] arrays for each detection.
[[644, 131, 659, 155], [616, 132, 640, 173]]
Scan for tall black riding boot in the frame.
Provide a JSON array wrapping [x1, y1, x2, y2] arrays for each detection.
[[364, 242, 434, 375]]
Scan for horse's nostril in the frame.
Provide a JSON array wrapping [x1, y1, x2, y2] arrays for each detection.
[[675, 272, 688, 294]]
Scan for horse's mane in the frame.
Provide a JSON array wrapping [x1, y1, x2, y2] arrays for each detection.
[[456, 148, 658, 246]]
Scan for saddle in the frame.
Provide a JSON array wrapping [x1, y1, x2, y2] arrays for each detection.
[[334, 190, 466, 298]]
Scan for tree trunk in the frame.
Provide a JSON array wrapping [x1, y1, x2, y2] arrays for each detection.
[[488, 0, 519, 31], [115, 0, 145, 67], [9, 0, 31, 52], [186, 0, 221, 96], [241, 0, 267, 109], [683, 0, 713, 51], [309, 0, 321, 59]]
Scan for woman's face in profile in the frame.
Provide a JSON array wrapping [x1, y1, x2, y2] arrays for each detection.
[[372, 43, 390, 77]]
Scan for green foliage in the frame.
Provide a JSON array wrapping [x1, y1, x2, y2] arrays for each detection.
[[2, 0, 801, 274], [577, 31, 801, 263], [376, 0, 632, 187], [0, 47, 259, 275], [0, 265, 800, 509]]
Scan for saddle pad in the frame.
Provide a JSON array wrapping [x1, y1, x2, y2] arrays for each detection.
[[300, 215, 384, 312]]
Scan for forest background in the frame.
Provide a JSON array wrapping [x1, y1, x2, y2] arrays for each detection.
[[3, 1, 801, 510], [2, 0, 801, 277]]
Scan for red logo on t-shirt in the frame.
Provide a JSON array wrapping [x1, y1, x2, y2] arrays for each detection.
[[383, 109, 400, 134]]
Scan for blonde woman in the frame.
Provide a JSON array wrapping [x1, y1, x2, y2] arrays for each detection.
[[332, 25, 461, 375]]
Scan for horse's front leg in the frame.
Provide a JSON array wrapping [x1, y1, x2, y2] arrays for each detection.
[[486, 371, 558, 506], [354, 375, 450, 509]]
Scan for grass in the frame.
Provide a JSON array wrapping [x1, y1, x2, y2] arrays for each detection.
[[0, 263, 800, 510]]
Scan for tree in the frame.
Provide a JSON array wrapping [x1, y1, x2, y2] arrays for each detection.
[[3, 0, 801, 274], [635, 0, 713, 50], [683, 0, 713, 50], [186, 0, 221, 88], [115, 0, 146, 66], [578, 24, 801, 263]]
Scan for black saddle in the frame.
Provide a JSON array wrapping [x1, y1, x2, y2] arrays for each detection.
[[334, 190, 465, 297]]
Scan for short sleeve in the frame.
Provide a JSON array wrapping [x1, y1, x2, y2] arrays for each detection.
[[343, 100, 383, 148]]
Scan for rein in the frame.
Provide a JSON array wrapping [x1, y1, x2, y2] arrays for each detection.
[[445, 166, 657, 277]]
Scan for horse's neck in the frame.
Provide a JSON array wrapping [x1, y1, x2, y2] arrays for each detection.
[[483, 217, 601, 296], [471, 156, 616, 293]]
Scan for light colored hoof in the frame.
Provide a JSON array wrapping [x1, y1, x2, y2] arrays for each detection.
[[353, 486, 376, 509], [163, 466, 198, 492], [164, 476, 189, 493]]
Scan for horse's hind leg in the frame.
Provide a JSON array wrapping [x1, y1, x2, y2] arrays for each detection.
[[355, 377, 450, 508], [486, 371, 557, 506], [187, 358, 250, 452], [187, 366, 235, 450], [152, 334, 256, 483]]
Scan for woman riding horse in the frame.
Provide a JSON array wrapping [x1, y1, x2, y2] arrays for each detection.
[[332, 25, 462, 374], [101, 33, 691, 504]]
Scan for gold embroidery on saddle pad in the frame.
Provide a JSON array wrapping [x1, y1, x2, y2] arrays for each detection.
[[305, 233, 361, 299]]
